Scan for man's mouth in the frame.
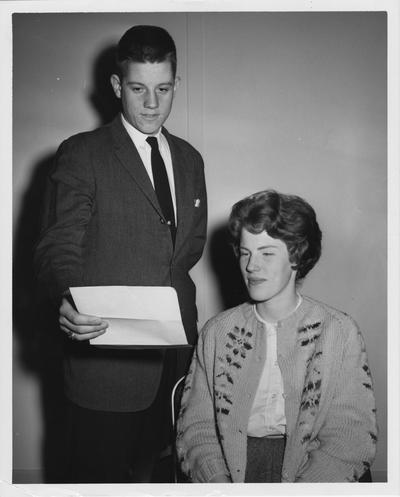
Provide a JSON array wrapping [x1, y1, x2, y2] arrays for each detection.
[[142, 114, 160, 120]]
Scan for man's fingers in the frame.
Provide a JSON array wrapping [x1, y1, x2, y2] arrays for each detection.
[[59, 316, 108, 334], [60, 325, 107, 342], [66, 312, 104, 326], [59, 296, 108, 340], [60, 298, 104, 326], [60, 297, 107, 326]]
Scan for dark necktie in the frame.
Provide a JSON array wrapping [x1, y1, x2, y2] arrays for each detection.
[[146, 136, 176, 244]]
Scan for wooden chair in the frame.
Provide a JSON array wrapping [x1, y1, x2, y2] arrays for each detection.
[[171, 376, 187, 483]]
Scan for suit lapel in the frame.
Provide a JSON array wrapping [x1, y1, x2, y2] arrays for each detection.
[[163, 128, 192, 249], [110, 115, 162, 216], [110, 117, 191, 252]]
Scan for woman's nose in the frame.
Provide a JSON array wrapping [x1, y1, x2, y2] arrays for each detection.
[[246, 255, 260, 272]]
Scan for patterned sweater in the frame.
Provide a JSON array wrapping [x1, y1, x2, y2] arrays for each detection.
[[176, 296, 377, 483]]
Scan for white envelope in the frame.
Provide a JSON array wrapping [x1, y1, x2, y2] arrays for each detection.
[[69, 286, 189, 348]]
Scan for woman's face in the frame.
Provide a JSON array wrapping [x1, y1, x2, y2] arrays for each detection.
[[239, 228, 297, 306]]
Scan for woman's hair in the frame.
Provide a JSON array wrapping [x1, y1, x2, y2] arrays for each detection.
[[229, 189, 322, 280]]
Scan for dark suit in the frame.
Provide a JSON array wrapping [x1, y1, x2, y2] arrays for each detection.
[[35, 115, 207, 480]]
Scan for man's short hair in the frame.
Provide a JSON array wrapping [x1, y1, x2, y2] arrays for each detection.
[[229, 189, 322, 281], [116, 25, 177, 77]]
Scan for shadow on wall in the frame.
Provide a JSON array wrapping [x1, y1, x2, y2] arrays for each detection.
[[13, 151, 67, 482], [12, 43, 121, 483], [89, 44, 121, 126], [208, 222, 248, 311]]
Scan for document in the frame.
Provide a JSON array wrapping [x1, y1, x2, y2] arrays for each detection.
[[69, 286, 189, 348]]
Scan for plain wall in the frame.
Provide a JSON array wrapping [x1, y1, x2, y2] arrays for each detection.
[[12, 12, 387, 482]]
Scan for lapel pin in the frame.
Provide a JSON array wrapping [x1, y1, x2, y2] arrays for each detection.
[[194, 199, 200, 208]]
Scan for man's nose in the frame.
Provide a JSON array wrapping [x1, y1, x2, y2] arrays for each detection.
[[144, 91, 158, 108]]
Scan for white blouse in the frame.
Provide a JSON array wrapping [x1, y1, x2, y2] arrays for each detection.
[[247, 296, 302, 437]]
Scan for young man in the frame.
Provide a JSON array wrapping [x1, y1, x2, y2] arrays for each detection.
[[176, 190, 376, 483], [35, 25, 207, 483]]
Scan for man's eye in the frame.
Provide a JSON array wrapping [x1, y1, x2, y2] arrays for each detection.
[[131, 87, 144, 93], [262, 252, 274, 257], [157, 87, 170, 93]]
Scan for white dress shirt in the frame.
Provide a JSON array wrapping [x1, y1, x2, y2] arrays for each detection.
[[247, 296, 302, 437], [120, 113, 177, 222]]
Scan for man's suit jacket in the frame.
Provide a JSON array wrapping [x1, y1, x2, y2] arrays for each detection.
[[35, 115, 207, 412]]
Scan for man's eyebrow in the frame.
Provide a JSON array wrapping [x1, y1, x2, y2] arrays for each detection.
[[126, 81, 174, 86]]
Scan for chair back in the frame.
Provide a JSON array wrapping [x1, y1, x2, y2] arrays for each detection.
[[171, 376, 186, 482]]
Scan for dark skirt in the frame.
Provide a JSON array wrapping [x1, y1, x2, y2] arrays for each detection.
[[245, 436, 285, 483], [245, 436, 373, 483]]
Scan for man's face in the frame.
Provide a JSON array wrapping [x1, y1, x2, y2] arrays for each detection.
[[111, 60, 178, 135], [239, 228, 297, 305]]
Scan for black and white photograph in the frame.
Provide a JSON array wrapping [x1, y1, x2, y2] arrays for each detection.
[[2, 1, 399, 496]]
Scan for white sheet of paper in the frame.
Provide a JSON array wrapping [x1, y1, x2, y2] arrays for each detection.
[[69, 286, 189, 347]]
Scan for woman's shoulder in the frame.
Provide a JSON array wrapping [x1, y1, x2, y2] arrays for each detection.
[[301, 295, 360, 335], [200, 302, 253, 339]]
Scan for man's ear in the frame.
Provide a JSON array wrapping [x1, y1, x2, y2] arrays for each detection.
[[110, 74, 122, 98], [174, 76, 181, 92]]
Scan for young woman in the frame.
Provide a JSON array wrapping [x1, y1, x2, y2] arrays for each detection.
[[176, 189, 377, 483]]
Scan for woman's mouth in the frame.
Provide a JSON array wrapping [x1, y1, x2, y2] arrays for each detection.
[[247, 278, 266, 286]]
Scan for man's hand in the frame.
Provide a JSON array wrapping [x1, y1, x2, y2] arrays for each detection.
[[59, 297, 108, 341]]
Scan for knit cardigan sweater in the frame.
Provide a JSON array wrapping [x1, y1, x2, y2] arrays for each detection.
[[176, 296, 377, 483]]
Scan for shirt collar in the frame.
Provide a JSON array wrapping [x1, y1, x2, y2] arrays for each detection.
[[120, 113, 162, 149]]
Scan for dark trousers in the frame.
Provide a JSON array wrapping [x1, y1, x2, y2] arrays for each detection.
[[65, 351, 176, 483]]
